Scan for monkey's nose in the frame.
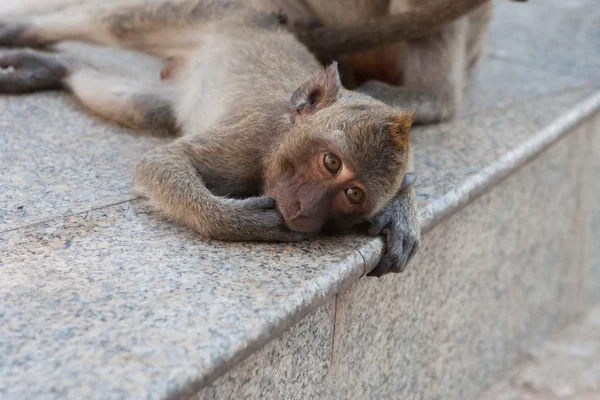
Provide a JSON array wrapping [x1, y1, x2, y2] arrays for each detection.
[[292, 200, 309, 218]]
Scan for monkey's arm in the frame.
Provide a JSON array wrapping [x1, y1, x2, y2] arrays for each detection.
[[354, 1, 474, 125], [134, 137, 308, 242], [366, 174, 420, 277]]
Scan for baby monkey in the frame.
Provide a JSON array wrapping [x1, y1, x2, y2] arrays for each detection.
[[0, 1, 419, 276]]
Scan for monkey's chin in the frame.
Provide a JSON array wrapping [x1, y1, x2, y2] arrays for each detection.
[[283, 217, 324, 234]]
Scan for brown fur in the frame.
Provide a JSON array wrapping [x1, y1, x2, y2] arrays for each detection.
[[388, 112, 414, 152]]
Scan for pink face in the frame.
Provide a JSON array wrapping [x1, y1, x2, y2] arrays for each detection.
[[265, 150, 371, 233]]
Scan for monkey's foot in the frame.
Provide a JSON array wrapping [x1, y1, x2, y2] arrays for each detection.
[[358, 79, 456, 125], [366, 211, 421, 277], [0, 48, 71, 93]]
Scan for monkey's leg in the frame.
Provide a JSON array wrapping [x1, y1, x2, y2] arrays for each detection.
[[0, 48, 179, 137], [357, 18, 468, 124], [0, 0, 206, 58]]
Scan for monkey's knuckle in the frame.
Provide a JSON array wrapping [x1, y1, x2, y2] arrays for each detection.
[[367, 216, 391, 236]]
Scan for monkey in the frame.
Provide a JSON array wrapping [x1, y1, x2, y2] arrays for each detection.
[[0, 1, 420, 276]]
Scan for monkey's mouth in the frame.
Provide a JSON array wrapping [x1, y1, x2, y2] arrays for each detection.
[[283, 215, 324, 233], [278, 204, 325, 234]]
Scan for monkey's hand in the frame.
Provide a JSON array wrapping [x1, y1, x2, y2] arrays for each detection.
[[135, 139, 316, 244], [221, 196, 312, 243], [365, 187, 421, 277]]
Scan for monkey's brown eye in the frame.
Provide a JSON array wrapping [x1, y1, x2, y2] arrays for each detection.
[[346, 187, 364, 204], [324, 154, 342, 175]]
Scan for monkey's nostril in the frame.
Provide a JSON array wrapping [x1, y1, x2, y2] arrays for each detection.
[[292, 200, 305, 218]]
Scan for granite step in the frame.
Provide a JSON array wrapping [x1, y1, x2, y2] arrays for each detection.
[[1, 0, 600, 399]]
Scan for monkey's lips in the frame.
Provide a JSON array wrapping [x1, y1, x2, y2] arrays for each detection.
[[283, 215, 324, 233], [279, 206, 326, 234]]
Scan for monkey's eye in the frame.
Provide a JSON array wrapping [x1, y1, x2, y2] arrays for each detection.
[[324, 154, 342, 175], [346, 187, 365, 204]]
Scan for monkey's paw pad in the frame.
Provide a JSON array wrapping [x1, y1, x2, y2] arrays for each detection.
[[0, 48, 69, 93]]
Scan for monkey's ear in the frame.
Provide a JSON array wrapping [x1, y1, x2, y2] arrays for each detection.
[[291, 62, 341, 117], [399, 173, 417, 192], [388, 111, 414, 149]]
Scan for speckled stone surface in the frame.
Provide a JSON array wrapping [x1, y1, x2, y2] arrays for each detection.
[[460, 57, 589, 118], [326, 241, 439, 400], [192, 301, 334, 400], [585, 112, 600, 306], [489, 0, 600, 82], [0, 203, 367, 399], [1, 0, 600, 399], [325, 126, 590, 400], [480, 305, 600, 400], [413, 89, 600, 232]]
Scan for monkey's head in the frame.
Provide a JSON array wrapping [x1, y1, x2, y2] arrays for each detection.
[[264, 62, 415, 233]]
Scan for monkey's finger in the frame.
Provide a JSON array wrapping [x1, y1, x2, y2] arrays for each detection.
[[367, 229, 421, 277], [0, 66, 57, 94], [387, 238, 420, 274], [367, 219, 389, 236], [0, 49, 27, 68], [367, 254, 394, 277]]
